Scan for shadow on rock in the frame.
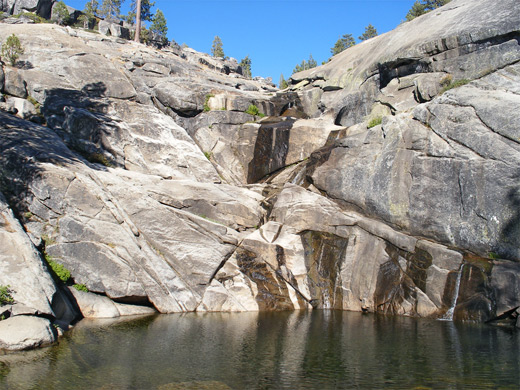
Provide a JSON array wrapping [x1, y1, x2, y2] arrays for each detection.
[[40, 83, 121, 170], [500, 170, 520, 259]]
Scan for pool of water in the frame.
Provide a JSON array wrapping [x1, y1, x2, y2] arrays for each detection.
[[1, 311, 519, 389]]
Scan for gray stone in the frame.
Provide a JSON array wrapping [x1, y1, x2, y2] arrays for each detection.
[[3, 67, 27, 98], [5, 96, 37, 119], [0, 191, 61, 319], [0, 316, 56, 351]]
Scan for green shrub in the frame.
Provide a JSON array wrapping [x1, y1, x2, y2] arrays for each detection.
[[47, 257, 71, 284], [440, 78, 470, 94], [0, 285, 14, 305], [73, 284, 88, 292], [203, 151, 212, 160], [87, 152, 112, 167], [1, 34, 24, 66], [204, 94, 214, 112], [368, 116, 382, 129], [245, 104, 265, 117]]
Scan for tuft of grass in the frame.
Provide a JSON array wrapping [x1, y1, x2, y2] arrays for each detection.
[[87, 152, 112, 167], [0, 285, 14, 306], [73, 284, 88, 292], [203, 151, 212, 160], [440, 78, 470, 94], [488, 252, 499, 260], [245, 104, 265, 117], [203, 94, 214, 112], [367, 116, 382, 129]]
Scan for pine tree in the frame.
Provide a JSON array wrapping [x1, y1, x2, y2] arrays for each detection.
[[1, 34, 24, 66], [211, 36, 225, 58], [358, 24, 378, 41], [125, 0, 155, 24], [100, 0, 123, 19], [406, 0, 451, 21], [83, 0, 99, 28], [279, 74, 288, 89], [307, 54, 317, 69], [405, 1, 426, 21], [150, 9, 167, 44], [330, 34, 356, 56], [239, 55, 252, 79], [52, 1, 70, 25], [423, 0, 450, 9], [292, 54, 318, 74], [84, 0, 99, 17]]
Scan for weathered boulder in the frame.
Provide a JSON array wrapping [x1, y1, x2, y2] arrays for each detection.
[[5, 96, 38, 120], [0, 190, 78, 326], [3, 67, 27, 98], [98, 19, 130, 39], [0, 316, 56, 351]]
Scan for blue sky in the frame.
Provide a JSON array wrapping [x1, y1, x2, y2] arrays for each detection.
[[66, 0, 417, 81]]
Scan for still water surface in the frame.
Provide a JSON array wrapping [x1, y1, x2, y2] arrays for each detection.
[[1, 311, 519, 389]]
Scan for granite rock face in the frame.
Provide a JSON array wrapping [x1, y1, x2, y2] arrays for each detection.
[[0, 0, 519, 350]]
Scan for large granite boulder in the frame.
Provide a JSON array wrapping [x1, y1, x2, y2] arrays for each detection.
[[0, 316, 56, 351]]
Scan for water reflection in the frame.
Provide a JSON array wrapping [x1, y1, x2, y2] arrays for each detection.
[[1, 311, 519, 389]]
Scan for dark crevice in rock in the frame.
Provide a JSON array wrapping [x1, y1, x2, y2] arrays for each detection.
[[247, 120, 293, 184], [379, 58, 432, 90], [208, 250, 236, 285], [112, 295, 154, 307]]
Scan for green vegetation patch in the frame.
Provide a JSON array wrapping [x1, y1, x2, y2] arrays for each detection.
[[47, 257, 71, 284], [0, 285, 14, 306], [1, 33, 24, 66], [367, 116, 383, 129], [245, 104, 265, 117], [204, 94, 215, 112], [73, 284, 88, 292], [86, 152, 112, 167], [440, 78, 470, 94]]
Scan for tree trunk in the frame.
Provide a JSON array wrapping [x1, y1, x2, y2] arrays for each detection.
[[134, 0, 142, 43]]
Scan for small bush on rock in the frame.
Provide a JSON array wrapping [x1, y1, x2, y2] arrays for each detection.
[[368, 116, 382, 128], [245, 104, 265, 117], [73, 284, 88, 292], [204, 94, 214, 112], [0, 285, 14, 305], [1, 34, 24, 66], [440, 78, 470, 94], [46, 256, 71, 284]]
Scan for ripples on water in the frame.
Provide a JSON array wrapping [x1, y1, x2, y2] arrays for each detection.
[[0, 311, 519, 389]]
